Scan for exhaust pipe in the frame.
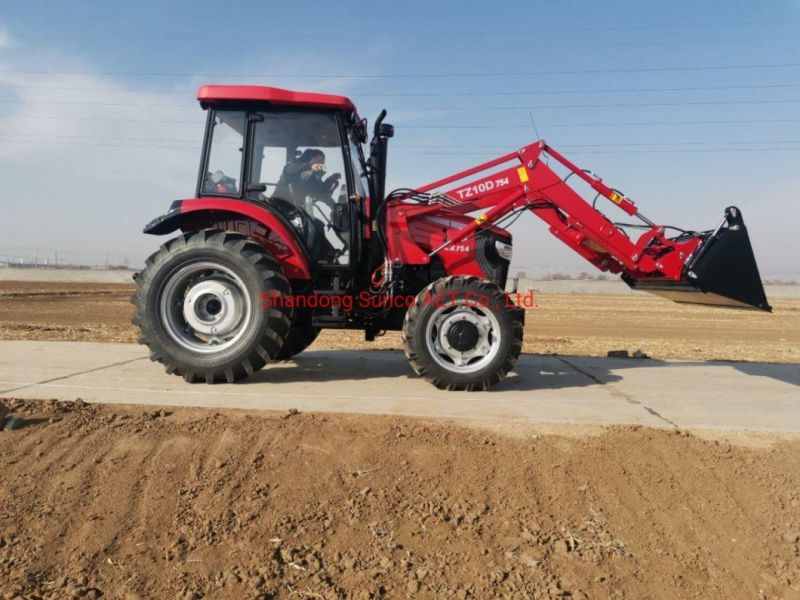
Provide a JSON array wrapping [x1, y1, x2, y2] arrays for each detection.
[[625, 207, 772, 312]]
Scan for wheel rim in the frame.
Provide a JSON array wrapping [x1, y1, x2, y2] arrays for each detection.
[[158, 260, 253, 354], [424, 299, 502, 374]]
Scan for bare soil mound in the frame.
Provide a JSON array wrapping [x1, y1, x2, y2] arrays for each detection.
[[1, 399, 799, 599]]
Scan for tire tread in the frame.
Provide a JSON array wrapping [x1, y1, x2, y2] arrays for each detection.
[[131, 230, 292, 384], [402, 276, 523, 391]]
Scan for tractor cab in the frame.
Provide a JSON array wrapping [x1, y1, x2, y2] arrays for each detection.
[[195, 85, 373, 269]]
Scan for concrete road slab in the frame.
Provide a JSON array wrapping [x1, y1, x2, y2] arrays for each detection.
[[0, 341, 796, 431], [562, 355, 800, 430], [0, 340, 148, 388]]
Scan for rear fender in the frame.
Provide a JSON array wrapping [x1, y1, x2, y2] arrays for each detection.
[[143, 198, 312, 280]]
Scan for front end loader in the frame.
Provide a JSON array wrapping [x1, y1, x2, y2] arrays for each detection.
[[394, 141, 771, 313], [132, 85, 770, 391]]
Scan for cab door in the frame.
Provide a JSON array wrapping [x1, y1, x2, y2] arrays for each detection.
[[247, 109, 354, 268]]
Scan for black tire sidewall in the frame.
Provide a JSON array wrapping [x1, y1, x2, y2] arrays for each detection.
[[141, 242, 284, 372], [407, 279, 518, 388], [276, 323, 321, 360]]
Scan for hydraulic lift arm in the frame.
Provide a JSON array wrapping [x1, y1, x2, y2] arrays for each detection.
[[389, 140, 771, 311]]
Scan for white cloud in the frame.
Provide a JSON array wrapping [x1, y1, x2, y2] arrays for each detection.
[[0, 34, 380, 265], [0, 58, 203, 264]]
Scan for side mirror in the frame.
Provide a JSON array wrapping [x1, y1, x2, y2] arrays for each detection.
[[246, 183, 267, 193]]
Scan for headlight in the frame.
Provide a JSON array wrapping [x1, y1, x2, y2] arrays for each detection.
[[494, 240, 513, 261]]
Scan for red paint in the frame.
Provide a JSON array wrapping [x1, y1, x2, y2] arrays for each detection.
[[197, 85, 356, 112], [178, 198, 312, 280], [175, 81, 712, 287], [385, 140, 705, 283]]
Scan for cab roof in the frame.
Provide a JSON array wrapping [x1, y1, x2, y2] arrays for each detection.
[[197, 85, 356, 112]]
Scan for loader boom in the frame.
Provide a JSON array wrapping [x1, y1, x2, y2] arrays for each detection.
[[386, 140, 770, 311]]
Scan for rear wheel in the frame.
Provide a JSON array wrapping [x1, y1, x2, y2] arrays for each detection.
[[275, 322, 320, 360], [131, 230, 292, 383], [403, 276, 523, 391]]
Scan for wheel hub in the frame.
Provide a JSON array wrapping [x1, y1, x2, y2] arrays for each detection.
[[427, 304, 500, 372], [182, 279, 244, 338], [446, 319, 480, 352], [158, 260, 253, 354]]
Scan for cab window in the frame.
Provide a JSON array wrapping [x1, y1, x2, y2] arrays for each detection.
[[248, 110, 351, 266], [202, 111, 246, 196]]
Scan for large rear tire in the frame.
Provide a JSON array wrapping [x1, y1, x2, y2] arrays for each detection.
[[131, 230, 292, 383], [275, 322, 320, 360], [402, 276, 523, 391]]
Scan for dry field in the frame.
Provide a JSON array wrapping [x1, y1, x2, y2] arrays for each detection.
[[1, 398, 799, 599], [0, 281, 797, 363], [2, 281, 800, 598]]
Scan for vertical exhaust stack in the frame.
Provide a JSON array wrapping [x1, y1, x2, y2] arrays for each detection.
[[626, 207, 772, 312]]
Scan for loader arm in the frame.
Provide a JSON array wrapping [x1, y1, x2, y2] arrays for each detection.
[[387, 140, 770, 311]]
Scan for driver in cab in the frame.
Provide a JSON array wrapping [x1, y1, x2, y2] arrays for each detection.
[[274, 149, 341, 213]]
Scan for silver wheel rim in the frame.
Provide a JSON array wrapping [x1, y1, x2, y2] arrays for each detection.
[[425, 299, 502, 374], [158, 260, 253, 354]]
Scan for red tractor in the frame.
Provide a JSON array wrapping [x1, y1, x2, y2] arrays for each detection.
[[132, 85, 770, 390]]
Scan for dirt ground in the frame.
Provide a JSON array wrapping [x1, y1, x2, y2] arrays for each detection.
[[0, 281, 797, 363], [2, 282, 799, 597], [0, 398, 798, 599], [0, 282, 134, 344]]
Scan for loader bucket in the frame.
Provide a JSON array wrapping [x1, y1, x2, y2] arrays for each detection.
[[626, 206, 772, 312]]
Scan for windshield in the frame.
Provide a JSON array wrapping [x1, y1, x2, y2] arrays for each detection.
[[347, 127, 368, 200], [201, 111, 246, 196]]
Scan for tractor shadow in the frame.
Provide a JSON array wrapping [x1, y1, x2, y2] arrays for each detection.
[[243, 350, 799, 391], [243, 349, 596, 391], [499, 356, 799, 391], [701, 360, 800, 388]]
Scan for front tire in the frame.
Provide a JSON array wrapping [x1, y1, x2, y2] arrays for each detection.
[[131, 230, 292, 383], [402, 276, 523, 391]]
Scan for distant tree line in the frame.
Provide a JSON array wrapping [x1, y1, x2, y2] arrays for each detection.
[[516, 271, 609, 281]]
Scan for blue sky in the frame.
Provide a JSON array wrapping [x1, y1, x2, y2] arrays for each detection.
[[0, 0, 798, 278]]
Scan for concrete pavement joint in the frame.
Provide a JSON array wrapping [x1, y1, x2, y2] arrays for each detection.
[[0, 356, 148, 395], [640, 406, 680, 429], [555, 356, 679, 428]]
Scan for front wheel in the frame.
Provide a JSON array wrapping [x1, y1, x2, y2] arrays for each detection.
[[402, 276, 523, 391], [131, 230, 292, 383]]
